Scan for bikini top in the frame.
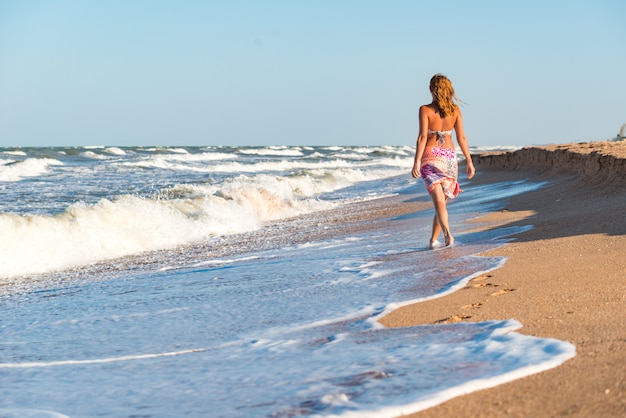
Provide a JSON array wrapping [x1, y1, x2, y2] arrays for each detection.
[[428, 129, 453, 146]]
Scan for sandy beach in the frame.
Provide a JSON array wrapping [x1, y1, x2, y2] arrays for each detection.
[[380, 140, 626, 417]]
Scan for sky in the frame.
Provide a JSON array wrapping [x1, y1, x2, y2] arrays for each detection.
[[0, 0, 624, 148]]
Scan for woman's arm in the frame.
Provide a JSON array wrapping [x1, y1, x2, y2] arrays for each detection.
[[411, 106, 429, 178], [454, 109, 475, 179]]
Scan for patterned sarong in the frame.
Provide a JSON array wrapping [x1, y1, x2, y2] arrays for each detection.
[[420, 146, 460, 199]]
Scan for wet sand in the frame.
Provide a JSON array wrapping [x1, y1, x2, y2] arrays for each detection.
[[380, 140, 626, 417]]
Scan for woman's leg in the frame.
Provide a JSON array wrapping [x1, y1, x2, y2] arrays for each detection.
[[430, 214, 441, 248], [429, 184, 454, 246]]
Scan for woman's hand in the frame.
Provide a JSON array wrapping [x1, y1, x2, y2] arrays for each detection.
[[411, 163, 421, 179], [466, 161, 475, 179]]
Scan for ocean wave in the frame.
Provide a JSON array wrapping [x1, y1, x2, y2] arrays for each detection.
[[82, 151, 110, 160], [0, 195, 275, 279], [155, 152, 239, 162], [116, 152, 239, 171], [238, 146, 304, 157], [0, 146, 417, 277], [116, 154, 412, 175], [0, 159, 413, 278], [164, 147, 190, 154], [0, 158, 64, 182], [1, 150, 27, 156], [0, 178, 336, 278], [103, 147, 127, 155]]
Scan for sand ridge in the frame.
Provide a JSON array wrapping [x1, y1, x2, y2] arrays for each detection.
[[472, 140, 626, 186]]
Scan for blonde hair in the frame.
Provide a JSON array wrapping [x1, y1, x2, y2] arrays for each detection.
[[429, 74, 460, 118]]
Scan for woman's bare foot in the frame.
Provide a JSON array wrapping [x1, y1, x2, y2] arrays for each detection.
[[445, 235, 455, 247], [429, 239, 441, 249]]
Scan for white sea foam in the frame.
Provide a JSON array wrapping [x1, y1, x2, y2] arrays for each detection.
[[117, 152, 239, 171], [0, 347, 214, 368], [103, 147, 126, 155], [0, 186, 334, 278], [168, 151, 237, 161], [167, 147, 190, 154], [172, 157, 410, 174], [82, 150, 108, 159], [190, 255, 263, 268], [1, 150, 27, 156], [0, 158, 64, 182], [334, 322, 575, 418], [238, 146, 304, 156], [3, 154, 410, 278]]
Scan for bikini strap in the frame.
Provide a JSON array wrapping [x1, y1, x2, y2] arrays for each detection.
[[428, 130, 452, 146]]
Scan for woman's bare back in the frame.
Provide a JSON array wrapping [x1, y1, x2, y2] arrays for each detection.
[[422, 104, 458, 148]]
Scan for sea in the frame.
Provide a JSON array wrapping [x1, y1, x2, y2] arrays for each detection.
[[0, 145, 575, 418]]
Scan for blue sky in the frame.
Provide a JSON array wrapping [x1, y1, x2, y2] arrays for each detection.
[[0, 1, 624, 147]]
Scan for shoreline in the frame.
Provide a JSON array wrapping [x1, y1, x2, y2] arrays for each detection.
[[381, 140, 626, 417], [2, 141, 623, 416]]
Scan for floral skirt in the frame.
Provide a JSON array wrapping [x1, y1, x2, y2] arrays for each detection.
[[420, 146, 460, 199]]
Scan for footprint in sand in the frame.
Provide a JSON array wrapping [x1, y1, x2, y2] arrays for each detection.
[[461, 302, 483, 310], [472, 282, 499, 288], [435, 314, 472, 324], [490, 288, 517, 297], [468, 275, 498, 288]]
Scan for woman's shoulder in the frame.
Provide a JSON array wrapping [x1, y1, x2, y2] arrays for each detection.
[[419, 104, 437, 114]]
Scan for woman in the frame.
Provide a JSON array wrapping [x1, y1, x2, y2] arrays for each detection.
[[411, 74, 475, 248]]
